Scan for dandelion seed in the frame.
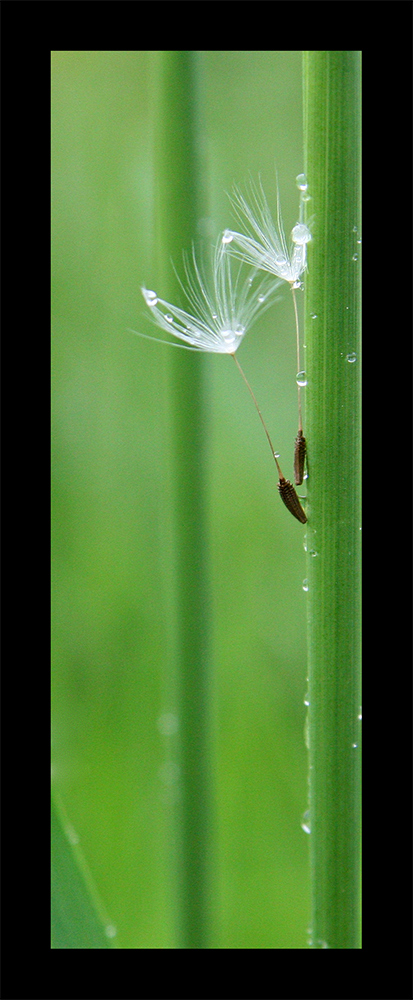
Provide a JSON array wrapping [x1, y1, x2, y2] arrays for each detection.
[[136, 240, 306, 524], [140, 239, 281, 354], [226, 175, 312, 483], [293, 428, 307, 489], [226, 176, 311, 285], [277, 475, 307, 524]]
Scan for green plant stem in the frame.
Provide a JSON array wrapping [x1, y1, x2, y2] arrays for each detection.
[[151, 51, 212, 950], [303, 51, 361, 949]]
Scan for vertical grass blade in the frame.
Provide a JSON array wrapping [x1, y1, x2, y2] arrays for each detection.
[[151, 51, 212, 949], [303, 51, 361, 949]]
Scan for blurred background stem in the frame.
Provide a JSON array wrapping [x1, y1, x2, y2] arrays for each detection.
[[151, 51, 213, 949], [303, 51, 361, 949]]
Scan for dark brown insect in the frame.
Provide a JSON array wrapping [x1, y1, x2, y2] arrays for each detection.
[[278, 475, 307, 524], [294, 428, 306, 486]]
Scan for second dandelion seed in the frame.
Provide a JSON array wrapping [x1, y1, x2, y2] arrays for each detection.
[[225, 175, 312, 485]]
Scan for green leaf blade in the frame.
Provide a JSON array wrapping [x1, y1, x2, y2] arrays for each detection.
[[51, 796, 114, 949]]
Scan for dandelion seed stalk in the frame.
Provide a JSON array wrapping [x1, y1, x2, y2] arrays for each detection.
[[231, 352, 282, 477], [231, 353, 306, 524], [291, 284, 303, 433]]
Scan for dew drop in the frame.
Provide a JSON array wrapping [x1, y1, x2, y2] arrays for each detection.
[[222, 229, 233, 245], [143, 289, 158, 307], [159, 761, 180, 786], [273, 251, 288, 266], [352, 252, 359, 261], [302, 579, 309, 592], [310, 312, 317, 320], [65, 824, 79, 846], [157, 712, 179, 736], [301, 810, 311, 834], [296, 371, 307, 387], [346, 352, 357, 363], [296, 173, 308, 191], [165, 314, 174, 324], [257, 293, 266, 303], [222, 330, 237, 345], [291, 223, 312, 245]]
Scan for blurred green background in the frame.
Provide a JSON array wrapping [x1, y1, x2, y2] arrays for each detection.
[[52, 50, 310, 949]]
